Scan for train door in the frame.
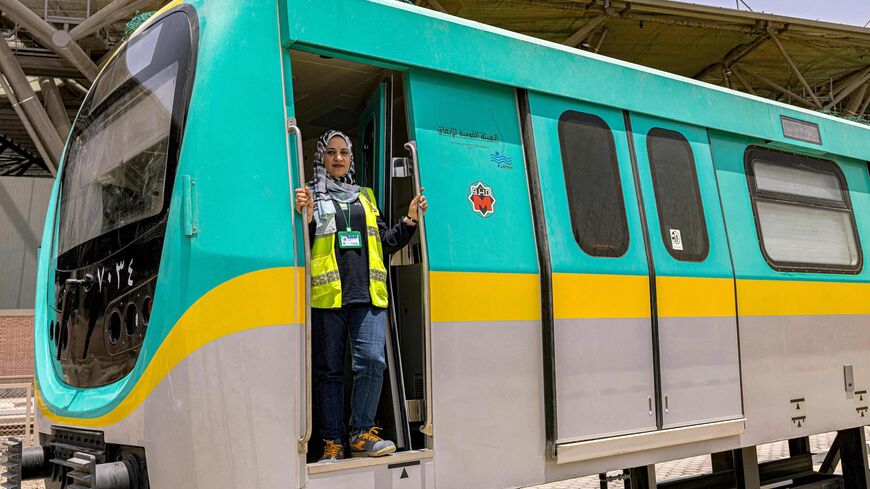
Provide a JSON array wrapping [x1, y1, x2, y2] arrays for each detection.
[[524, 92, 658, 443], [627, 114, 743, 428], [357, 79, 388, 204], [285, 50, 431, 476], [358, 76, 416, 451]]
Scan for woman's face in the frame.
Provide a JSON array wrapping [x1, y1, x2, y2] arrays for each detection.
[[324, 136, 351, 178]]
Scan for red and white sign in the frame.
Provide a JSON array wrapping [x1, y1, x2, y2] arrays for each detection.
[[468, 181, 496, 218]]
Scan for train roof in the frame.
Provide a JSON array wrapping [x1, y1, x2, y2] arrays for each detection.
[[282, 0, 870, 162]]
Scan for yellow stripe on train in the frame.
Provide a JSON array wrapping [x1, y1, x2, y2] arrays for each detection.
[[738, 279, 870, 316], [39, 269, 867, 426], [429, 272, 869, 321]]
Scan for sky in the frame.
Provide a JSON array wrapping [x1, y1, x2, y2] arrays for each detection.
[[681, 0, 870, 27]]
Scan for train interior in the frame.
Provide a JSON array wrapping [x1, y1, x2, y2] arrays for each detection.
[[289, 50, 429, 464]]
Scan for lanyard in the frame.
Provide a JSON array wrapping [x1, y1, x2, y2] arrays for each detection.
[[338, 201, 352, 232]]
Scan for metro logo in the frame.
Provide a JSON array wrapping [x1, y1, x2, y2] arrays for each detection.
[[468, 181, 496, 218]]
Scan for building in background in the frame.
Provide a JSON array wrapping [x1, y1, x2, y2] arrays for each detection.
[[0, 176, 51, 376]]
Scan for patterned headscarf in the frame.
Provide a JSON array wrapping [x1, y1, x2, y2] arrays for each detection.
[[308, 130, 360, 236]]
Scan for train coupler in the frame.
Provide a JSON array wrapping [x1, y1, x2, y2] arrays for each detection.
[[66, 452, 142, 489]]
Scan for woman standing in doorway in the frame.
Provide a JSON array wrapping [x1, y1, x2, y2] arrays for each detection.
[[295, 130, 427, 463]]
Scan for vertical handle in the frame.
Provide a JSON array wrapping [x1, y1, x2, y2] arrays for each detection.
[[288, 122, 313, 453], [181, 175, 198, 237], [404, 141, 434, 437]]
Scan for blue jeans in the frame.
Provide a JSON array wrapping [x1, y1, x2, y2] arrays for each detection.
[[312, 305, 387, 441]]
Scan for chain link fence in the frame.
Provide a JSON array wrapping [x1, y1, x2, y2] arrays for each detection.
[[0, 376, 35, 447]]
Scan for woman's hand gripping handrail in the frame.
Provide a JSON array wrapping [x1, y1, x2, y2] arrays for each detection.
[[288, 122, 313, 453], [404, 141, 434, 438]]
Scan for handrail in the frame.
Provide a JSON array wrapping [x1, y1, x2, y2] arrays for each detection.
[[288, 122, 313, 453], [404, 141, 433, 437]]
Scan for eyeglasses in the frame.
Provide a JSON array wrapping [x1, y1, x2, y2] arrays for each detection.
[[325, 149, 351, 158]]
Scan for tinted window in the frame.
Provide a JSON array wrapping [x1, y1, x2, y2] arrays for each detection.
[[647, 128, 709, 262], [558, 111, 629, 257], [747, 148, 862, 273]]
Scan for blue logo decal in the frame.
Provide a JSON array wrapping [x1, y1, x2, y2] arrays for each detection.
[[490, 151, 513, 170]]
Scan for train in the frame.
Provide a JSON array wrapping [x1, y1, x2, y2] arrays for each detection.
[[5, 0, 869, 487]]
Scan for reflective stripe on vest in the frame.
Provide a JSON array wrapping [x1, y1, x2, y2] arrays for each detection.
[[310, 187, 388, 309]]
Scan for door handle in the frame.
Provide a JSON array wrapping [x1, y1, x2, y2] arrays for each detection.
[[288, 121, 312, 453], [404, 141, 434, 438]]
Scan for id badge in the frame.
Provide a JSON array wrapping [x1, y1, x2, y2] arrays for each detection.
[[338, 230, 362, 249]]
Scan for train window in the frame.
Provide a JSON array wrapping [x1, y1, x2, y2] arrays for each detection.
[[746, 148, 862, 273], [57, 11, 194, 256], [647, 128, 709, 262], [558, 110, 629, 257]]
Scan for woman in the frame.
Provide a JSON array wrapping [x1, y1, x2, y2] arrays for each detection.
[[295, 130, 427, 463]]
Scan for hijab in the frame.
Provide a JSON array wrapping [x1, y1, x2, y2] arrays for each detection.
[[308, 130, 360, 236]]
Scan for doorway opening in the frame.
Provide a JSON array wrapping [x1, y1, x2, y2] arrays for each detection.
[[289, 49, 429, 465]]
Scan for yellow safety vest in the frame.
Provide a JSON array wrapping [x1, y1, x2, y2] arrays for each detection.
[[310, 187, 389, 309]]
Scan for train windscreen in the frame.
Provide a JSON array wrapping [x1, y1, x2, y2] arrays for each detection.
[[57, 13, 191, 257]]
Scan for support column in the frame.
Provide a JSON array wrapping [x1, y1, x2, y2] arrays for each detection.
[[564, 15, 610, 48], [737, 66, 815, 108], [820, 432, 842, 474], [825, 67, 870, 111], [734, 446, 761, 489], [693, 32, 770, 80], [63, 79, 89, 97], [0, 76, 55, 175], [0, 40, 62, 170], [859, 91, 870, 117], [38, 77, 71, 138], [729, 65, 757, 95], [626, 464, 656, 489], [839, 427, 870, 489], [844, 84, 868, 116], [830, 68, 867, 100], [0, 0, 99, 82], [69, 0, 155, 41], [768, 30, 822, 108], [721, 64, 733, 89], [788, 436, 811, 456], [593, 28, 608, 53]]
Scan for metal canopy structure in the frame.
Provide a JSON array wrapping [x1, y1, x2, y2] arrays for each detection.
[[0, 0, 163, 177], [1, 0, 870, 177], [416, 0, 870, 116]]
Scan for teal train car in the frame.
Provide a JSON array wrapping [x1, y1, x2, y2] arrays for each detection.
[[8, 0, 869, 488]]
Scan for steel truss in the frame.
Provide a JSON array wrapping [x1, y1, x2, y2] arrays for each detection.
[[0, 133, 50, 177]]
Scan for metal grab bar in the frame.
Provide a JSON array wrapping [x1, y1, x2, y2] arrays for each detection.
[[288, 122, 313, 453], [404, 141, 434, 437]]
